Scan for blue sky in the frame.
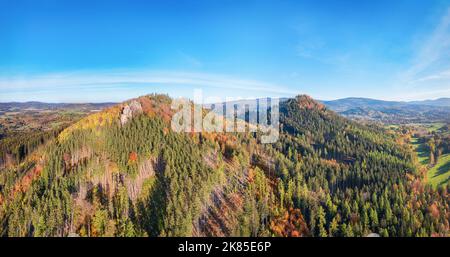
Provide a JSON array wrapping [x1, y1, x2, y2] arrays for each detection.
[[1, 0, 450, 102]]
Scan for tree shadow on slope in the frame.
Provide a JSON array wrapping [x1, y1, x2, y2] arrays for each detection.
[[413, 139, 430, 166], [433, 159, 450, 177]]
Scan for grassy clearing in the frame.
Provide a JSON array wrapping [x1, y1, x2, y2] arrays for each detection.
[[427, 153, 450, 188], [410, 137, 430, 166], [425, 123, 446, 132], [386, 124, 400, 129], [393, 122, 450, 188]]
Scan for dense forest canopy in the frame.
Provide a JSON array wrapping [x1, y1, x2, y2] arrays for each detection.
[[0, 94, 448, 237]]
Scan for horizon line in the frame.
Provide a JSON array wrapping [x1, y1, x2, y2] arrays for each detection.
[[1, 94, 449, 105]]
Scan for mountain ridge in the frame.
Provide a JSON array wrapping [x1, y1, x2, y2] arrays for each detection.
[[1, 93, 448, 237], [320, 97, 450, 124], [321, 97, 450, 109], [2, 96, 449, 111]]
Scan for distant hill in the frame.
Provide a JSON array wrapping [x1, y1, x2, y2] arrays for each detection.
[[205, 97, 450, 124], [320, 97, 450, 124], [409, 98, 450, 107], [0, 101, 116, 111], [321, 97, 450, 110], [321, 97, 407, 112], [5, 97, 449, 125]]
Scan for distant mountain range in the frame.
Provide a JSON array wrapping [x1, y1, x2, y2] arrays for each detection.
[[321, 97, 450, 111], [408, 98, 450, 107], [320, 97, 450, 124], [204, 97, 450, 124], [3, 97, 449, 110], [0, 101, 116, 112], [2, 97, 450, 125]]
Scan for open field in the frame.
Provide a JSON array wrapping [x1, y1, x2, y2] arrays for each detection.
[[410, 137, 430, 166], [427, 153, 450, 188], [421, 123, 446, 132], [406, 123, 450, 188]]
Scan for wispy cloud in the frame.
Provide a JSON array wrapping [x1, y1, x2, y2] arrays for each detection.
[[0, 70, 297, 102], [295, 39, 352, 68], [404, 8, 450, 79], [410, 69, 450, 83], [397, 86, 450, 100], [396, 6, 450, 100], [178, 51, 203, 68]]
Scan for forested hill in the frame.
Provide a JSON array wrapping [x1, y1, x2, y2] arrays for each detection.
[[0, 94, 448, 237]]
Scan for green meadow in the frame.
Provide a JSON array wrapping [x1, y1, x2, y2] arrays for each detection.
[[408, 123, 450, 188], [427, 154, 450, 189], [410, 137, 430, 166]]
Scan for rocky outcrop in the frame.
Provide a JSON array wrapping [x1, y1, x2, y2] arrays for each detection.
[[120, 100, 143, 126], [125, 158, 156, 201], [77, 157, 156, 201], [64, 146, 92, 167], [0, 153, 14, 170]]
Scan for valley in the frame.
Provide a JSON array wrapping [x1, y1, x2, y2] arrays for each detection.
[[321, 98, 450, 124], [386, 122, 450, 189], [0, 102, 115, 135]]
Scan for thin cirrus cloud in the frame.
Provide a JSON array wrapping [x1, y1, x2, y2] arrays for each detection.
[[399, 87, 450, 100], [410, 69, 450, 84], [396, 7, 450, 100], [0, 70, 298, 103]]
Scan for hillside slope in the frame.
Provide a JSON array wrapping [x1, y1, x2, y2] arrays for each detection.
[[0, 94, 448, 237]]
